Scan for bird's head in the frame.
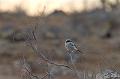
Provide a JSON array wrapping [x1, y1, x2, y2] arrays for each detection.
[[65, 39, 73, 43]]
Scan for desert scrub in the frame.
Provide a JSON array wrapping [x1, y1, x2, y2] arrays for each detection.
[[18, 26, 120, 79]]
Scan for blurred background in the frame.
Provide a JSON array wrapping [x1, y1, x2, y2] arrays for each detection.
[[0, 0, 120, 79]]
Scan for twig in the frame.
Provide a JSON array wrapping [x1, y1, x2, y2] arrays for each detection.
[[40, 73, 49, 79], [25, 27, 73, 71]]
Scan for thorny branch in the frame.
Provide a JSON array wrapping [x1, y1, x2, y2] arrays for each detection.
[[20, 56, 39, 79], [20, 56, 52, 79], [22, 26, 73, 79], [25, 26, 73, 71]]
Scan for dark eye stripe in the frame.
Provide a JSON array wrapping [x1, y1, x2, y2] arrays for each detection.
[[66, 40, 70, 42], [66, 40, 72, 42]]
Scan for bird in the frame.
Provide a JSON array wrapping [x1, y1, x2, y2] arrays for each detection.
[[65, 39, 82, 53]]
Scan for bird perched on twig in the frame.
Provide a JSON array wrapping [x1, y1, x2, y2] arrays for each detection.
[[65, 39, 82, 53]]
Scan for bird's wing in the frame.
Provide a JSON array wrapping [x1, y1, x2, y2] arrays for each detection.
[[72, 43, 78, 50], [73, 43, 83, 53]]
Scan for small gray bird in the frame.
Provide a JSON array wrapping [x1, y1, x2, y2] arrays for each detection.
[[65, 39, 82, 53]]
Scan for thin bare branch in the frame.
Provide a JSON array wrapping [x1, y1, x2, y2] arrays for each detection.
[[25, 27, 73, 71], [39, 6, 46, 17], [40, 73, 49, 79]]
